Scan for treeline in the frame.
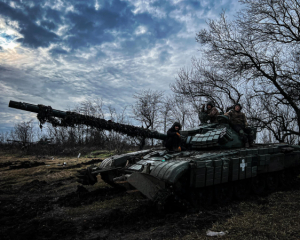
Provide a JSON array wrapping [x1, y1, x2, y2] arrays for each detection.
[[0, 95, 201, 155], [0, 101, 144, 155]]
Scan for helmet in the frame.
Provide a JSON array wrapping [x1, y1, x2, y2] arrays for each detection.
[[207, 101, 215, 107], [234, 103, 242, 111], [172, 122, 182, 130]]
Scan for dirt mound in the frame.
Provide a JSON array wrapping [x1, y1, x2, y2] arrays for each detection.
[[9, 161, 45, 170], [63, 159, 103, 169], [20, 180, 48, 193], [4, 217, 76, 240], [0, 162, 13, 168], [56, 185, 126, 207], [63, 163, 83, 169], [82, 159, 103, 165], [58, 159, 102, 170], [0, 195, 54, 240]]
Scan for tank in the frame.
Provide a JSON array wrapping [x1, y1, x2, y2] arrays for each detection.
[[9, 100, 300, 208]]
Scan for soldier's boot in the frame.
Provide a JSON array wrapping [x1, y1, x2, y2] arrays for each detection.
[[248, 136, 255, 147], [239, 130, 248, 147]]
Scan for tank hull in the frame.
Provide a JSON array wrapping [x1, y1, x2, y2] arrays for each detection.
[[87, 144, 300, 207]]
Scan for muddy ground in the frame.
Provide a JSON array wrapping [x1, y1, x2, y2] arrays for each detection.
[[1, 151, 300, 240]]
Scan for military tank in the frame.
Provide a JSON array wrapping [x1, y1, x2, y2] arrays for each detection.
[[9, 100, 300, 208]]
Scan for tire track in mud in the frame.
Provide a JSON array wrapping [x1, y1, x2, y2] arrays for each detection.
[[0, 176, 230, 240], [56, 185, 127, 207], [2, 150, 300, 240], [0, 161, 45, 170], [7, 167, 300, 239]]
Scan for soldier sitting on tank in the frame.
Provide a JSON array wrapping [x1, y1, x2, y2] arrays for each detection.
[[165, 122, 182, 151], [224, 103, 254, 147], [200, 101, 219, 123]]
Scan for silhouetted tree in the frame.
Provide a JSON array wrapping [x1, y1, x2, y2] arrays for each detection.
[[132, 89, 164, 147], [174, 0, 300, 142], [14, 119, 34, 143]]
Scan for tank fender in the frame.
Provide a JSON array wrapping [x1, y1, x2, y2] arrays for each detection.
[[150, 161, 190, 184], [100, 149, 152, 168]]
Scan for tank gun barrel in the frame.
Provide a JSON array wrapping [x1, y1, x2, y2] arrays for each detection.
[[9, 101, 67, 118], [9, 100, 167, 140]]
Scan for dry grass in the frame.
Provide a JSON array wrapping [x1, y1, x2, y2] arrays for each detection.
[[2, 150, 300, 239], [0, 150, 104, 190], [174, 190, 300, 240]]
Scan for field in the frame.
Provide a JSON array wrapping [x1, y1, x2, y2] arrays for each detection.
[[1, 150, 300, 240]]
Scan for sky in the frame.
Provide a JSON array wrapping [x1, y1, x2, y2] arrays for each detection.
[[0, 0, 241, 133]]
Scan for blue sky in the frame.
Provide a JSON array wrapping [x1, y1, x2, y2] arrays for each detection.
[[0, 0, 241, 132]]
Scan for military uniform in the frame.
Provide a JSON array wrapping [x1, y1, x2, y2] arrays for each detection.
[[165, 122, 182, 151], [225, 104, 254, 146], [200, 101, 219, 123], [224, 110, 248, 126]]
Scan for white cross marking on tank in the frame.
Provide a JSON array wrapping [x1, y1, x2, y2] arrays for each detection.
[[240, 159, 247, 171]]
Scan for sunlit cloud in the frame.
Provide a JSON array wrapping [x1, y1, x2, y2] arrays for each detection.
[[95, 0, 100, 11], [135, 25, 147, 35], [0, 0, 240, 133], [0, 18, 23, 50]]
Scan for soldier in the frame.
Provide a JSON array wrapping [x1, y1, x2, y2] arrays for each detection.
[[200, 101, 219, 123], [224, 103, 254, 147], [165, 122, 182, 151]]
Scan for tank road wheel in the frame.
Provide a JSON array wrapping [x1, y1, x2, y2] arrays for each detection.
[[214, 183, 233, 205], [251, 175, 266, 195], [233, 180, 251, 200], [266, 172, 279, 192], [190, 187, 213, 208]]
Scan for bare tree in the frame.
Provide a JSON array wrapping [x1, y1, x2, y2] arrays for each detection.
[[168, 94, 196, 130], [14, 119, 35, 143], [245, 92, 299, 143], [193, 0, 300, 140], [0, 131, 10, 144], [159, 94, 200, 132], [105, 105, 136, 153], [132, 89, 164, 147], [132, 89, 164, 130], [171, 58, 244, 114], [160, 96, 173, 134], [77, 98, 106, 145]]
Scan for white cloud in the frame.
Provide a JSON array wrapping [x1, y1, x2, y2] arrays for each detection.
[[126, 0, 167, 18], [135, 25, 147, 35], [95, 0, 100, 11], [0, 0, 242, 131]]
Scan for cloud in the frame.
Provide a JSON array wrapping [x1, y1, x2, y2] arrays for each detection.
[[0, 0, 242, 133], [0, 1, 60, 48], [49, 47, 68, 55], [0, 0, 184, 51]]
